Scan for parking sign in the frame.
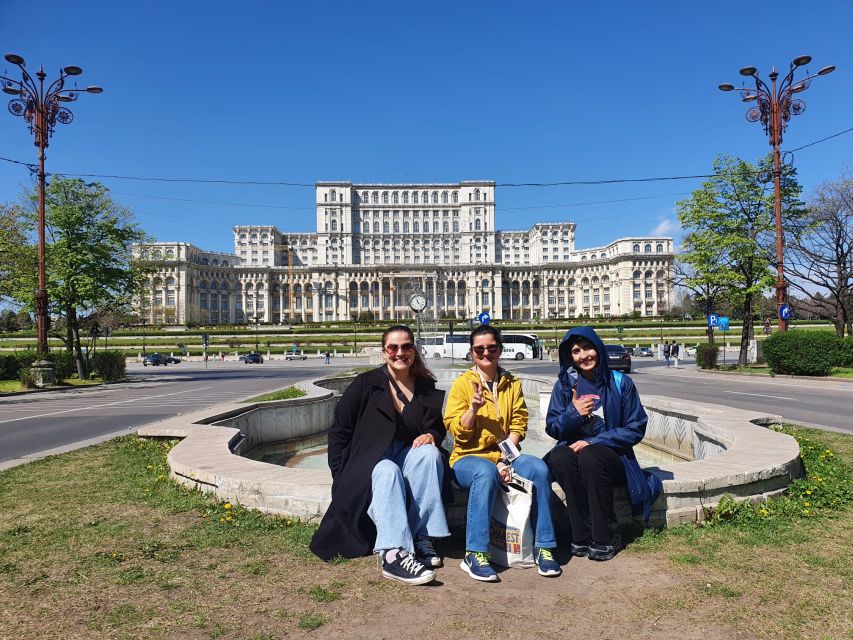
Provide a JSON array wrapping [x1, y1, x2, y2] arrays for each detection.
[[707, 314, 719, 328]]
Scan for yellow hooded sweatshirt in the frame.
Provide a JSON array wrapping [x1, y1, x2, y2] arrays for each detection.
[[443, 367, 528, 467]]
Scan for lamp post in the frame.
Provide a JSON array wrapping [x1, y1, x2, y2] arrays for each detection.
[[718, 55, 834, 332], [2, 53, 102, 385], [253, 315, 260, 353]]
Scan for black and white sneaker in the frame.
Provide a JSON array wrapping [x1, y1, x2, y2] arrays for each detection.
[[380, 548, 436, 585], [414, 536, 442, 568]]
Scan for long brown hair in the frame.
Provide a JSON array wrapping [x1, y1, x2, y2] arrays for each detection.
[[381, 324, 436, 381]]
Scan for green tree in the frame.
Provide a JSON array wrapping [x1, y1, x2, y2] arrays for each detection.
[[2, 178, 150, 378], [677, 155, 805, 365]]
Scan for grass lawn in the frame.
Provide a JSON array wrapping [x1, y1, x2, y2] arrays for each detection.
[[0, 427, 850, 639], [0, 379, 21, 393], [240, 386, 307, 403], [713, 365, 853, 379]]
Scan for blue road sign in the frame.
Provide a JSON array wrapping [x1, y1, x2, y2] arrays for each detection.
[[707, 314, 719, 328], [779, 304, 792, 321], [718, 316, 730, 332], [477, 312, 491, 325]]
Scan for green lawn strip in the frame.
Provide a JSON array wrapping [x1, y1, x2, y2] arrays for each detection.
[[240, 386, 307, 403], [0, 379, 21, 392], [711, 365, 853, 379], [627, 425, 853, 639], [0, 437, 353, 638]]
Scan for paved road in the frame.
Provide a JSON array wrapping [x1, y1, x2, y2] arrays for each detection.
[[2, 355, 850, 470], [0, 359, 353, 468], [512, 357, 853, 433]]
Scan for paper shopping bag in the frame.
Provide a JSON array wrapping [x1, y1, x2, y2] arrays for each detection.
[[488, 473, 535, 568]]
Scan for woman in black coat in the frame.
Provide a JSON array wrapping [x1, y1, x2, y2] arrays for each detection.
[[310, 325, 449, 585]]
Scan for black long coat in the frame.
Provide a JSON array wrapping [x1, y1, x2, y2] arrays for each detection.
[[309, 366, 446, 561]]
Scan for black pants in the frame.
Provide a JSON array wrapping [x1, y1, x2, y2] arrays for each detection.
[[546, 444, 626, 545]]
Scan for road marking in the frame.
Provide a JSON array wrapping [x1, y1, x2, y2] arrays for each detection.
[[0, 387, 214, 425], [723, 390, 795, 401]]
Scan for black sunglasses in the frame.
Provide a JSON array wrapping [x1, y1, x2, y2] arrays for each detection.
[[471, 345, 501, 356]]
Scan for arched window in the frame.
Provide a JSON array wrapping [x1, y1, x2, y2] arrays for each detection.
[[600, 253, 607, 259], [373, 221, 380, 233], [633, 270, 641, 279], [452, 191, 459, 204], [632, 243, 640, 252], [431, 191, 439, 204], [330, 219, 338, 232], [443, 221, 449, 233], [403, 221, 410, 233], [656, 243, 664, 252], [392, 191, 399, 204], [393, 221, 400, 233], [413, 221, 419, 233], [582, 277, 590, 285], [330, 189, 336, 202], [581, 256, 587, 261], [412, 191, 419, 204], [383, 221, 390, 233], [422, 191, 428, 203], [442, 191, 448, 204], [382, 192, 389, 204], [644, 244, 652, 253], [361, 191, 368, 203], [645, 270, 653, 279], [402, 191, 409, 204], [474, 218, 481, 231], [372, 191, 379, 204], [166, 277, 175, 286]]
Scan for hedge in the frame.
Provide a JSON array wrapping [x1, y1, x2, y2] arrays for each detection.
[[1, 350, 80, 380], [763, 330, 842, 376], [92, 351, 126, 381], [696, 344, 719, 369], [839, 336, 853, 368]]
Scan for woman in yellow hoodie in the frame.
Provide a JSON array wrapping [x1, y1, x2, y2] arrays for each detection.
[[444, 325, 560, 582]]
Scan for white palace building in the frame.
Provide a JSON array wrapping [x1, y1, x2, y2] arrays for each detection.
[[135, 180, 675, 324]]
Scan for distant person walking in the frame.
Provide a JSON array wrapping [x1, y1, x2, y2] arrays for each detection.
[[324, 351, 331, 364], [663, 341, 671, 368], [671, 343, 679, 368]]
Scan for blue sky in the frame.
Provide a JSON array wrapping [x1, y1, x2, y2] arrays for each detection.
[[1, 1, 850, 255]]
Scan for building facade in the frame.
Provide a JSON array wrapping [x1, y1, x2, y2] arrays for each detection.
[[136, 180, 674, 324]]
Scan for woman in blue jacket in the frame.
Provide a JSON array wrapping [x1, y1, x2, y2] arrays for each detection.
[[544, 326, 662, 561]]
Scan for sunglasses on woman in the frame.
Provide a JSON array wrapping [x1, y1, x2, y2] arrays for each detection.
[[384, 343, 415, 354], [471, 345, 501, 356]]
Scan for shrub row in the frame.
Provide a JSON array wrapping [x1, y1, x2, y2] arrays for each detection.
[[92, 351, 126, 381], [763, 331, 853, 376], [696, 344, 720, 370], [1, 350, 75, 380]]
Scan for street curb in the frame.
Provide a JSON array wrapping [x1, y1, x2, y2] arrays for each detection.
[[697, 368, 853, 384]]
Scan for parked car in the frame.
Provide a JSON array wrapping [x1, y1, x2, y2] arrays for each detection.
[[624, 347, 635, 356], [164, 355, 181, 364], [285, 353, 307, 361], [142, 353, 167, 366], [603, 344, 631, 373], [636, 347, 654, 358], [685, 346, 697, 357], [238, 352, 264, 364]]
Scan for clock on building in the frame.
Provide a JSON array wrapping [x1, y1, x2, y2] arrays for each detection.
[[408, 291, 427, 313]]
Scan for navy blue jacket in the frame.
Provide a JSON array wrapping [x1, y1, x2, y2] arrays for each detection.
[[545, 326, 662, 523]]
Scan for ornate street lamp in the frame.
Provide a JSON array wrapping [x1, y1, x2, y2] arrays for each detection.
[[2, 53, 102, 385], [719, 55, 834, 331]]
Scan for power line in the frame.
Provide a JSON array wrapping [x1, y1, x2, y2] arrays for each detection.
[[1, 123, 850, 190]]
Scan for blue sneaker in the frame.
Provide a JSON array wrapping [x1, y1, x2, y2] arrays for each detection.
[[460, 551, 499, 582], [534, 547, 562, 577]]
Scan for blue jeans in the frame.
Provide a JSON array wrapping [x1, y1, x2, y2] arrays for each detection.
[[368, 440, 449, 553], [452, 453, 557, 553]]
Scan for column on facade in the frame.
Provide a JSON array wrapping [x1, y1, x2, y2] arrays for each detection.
[[378, 278, 385, 321], [432, 276, 439, 315], [337, 274, 347, 321], [389, 277, 396, 322], [312, 284, 320, 322], [493, 273, 503, 320], [241, 283, 248, 324], [279, 285, 285, 324]]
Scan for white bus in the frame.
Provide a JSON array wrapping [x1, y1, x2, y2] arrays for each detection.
[[417, 331, 542, 360]]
